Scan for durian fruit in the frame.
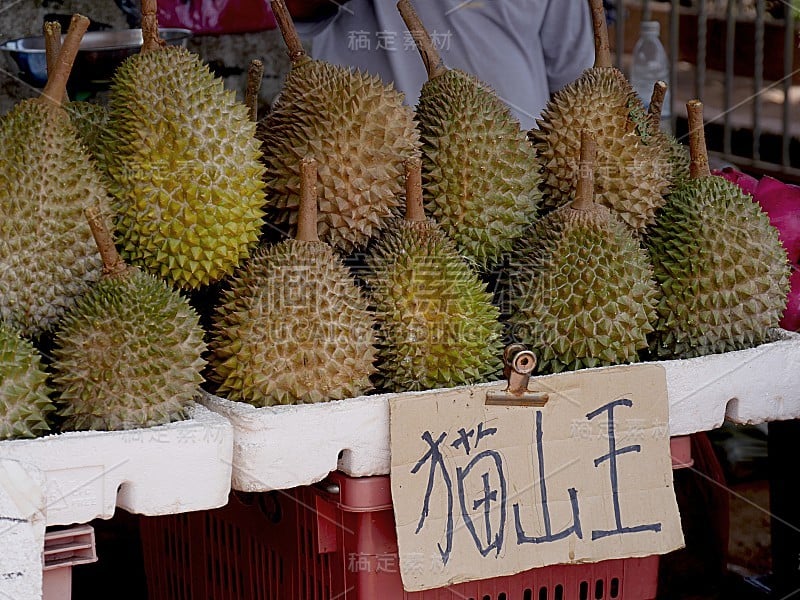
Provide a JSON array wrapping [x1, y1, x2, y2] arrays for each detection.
[[366, 158, 503, 392], [396, 0, 541, 269], [258, 0, 420, 254], [530, 0, 671, 234], [51, 209, 206, 431], [0, 322, 55, 440], [507, 131, 659, 373], [0, 15, 109, 338], [64, 101, 109, 161], [44, 21, 108, 162], [98, 0, 265, 290], [207, 157, 377, 406], [646, 81, 690, 183], [646, 101, 790, 359]]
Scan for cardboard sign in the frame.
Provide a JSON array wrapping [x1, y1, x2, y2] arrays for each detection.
[[389, 364, 684, 592]]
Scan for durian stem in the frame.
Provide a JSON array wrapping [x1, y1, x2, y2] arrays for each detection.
[[41, 14, 89, 109], [140, 0, 165, 54], [397, 0, 448, 80], [246, 59, 264, 122], [649, 80, 668, 129], [687, 99, 711, 179], [404, 157, 425, 222], [43, 21, 62, 79], [296, 157, 320, 242], [271, 0, 306, 62], [84, 208, 128, 278], [588, 0, 612, 68], [572, 130, 597, 211]]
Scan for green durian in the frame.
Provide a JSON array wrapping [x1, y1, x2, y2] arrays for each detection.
[[646, 100, 790, 359], [51, 209, 206, 431], [507, 132, 658, 373], [98, 0, 265, 290], [0, 322, 55, 440], [366, 159, 503, 392], [257, 0, 420, 254], [208, 157, 377, 406], [397, 0, 541, 269], [0, 16, 108, 338], [64, 101, 109, 162], [530, 0, 671, 234]]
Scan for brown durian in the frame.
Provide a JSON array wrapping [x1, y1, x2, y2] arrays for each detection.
[[530, 0, 671, 233], [258, 0, 421, 254], [208, 157, 377, 406]]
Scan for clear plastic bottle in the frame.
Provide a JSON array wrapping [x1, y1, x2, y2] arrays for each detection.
[[629, 21, 671, 131]]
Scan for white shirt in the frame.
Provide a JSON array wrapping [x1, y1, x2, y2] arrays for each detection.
[[300, 0, 595, 130]]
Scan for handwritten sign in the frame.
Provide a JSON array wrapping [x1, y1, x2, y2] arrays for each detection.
[[389, 364, 683, 591]]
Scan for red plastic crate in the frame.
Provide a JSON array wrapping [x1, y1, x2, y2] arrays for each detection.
[[141, 438, 689, 599], [42, 525, 98, 600], [141, 428, 692, 600], [142, 478, 658, 599]]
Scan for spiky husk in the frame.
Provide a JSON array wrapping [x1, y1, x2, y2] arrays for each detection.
[[0, 323, 55, 440], [100, 46, 265, 290], [640, 113, 691, 185], [647, 176, 790, 358], [666, 134, 691, 183], [0, 101, 107, 337], [208, 240, 376, 406], [367, 219, 503, 391], [415, 69, 541, 268], [507, 204, 658, 373], [65, 101, 109, 162], [530, 68, 671, 233], [258, 59, 420, 253], [51, 269, 206, 431]]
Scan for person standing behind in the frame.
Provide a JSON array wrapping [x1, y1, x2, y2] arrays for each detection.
[[285, 0, 595, 130]]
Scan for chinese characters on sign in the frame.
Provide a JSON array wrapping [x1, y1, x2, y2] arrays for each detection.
[[389, 364, 684, 592]]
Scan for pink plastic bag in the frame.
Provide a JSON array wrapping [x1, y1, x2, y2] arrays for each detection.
[[157, 0, 276, 34]]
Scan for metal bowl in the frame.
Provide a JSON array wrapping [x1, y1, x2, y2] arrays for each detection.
[[0, 28, 192, 89]]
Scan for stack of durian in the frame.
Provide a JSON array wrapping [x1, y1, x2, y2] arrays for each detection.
[[0, 0, 791, 441]]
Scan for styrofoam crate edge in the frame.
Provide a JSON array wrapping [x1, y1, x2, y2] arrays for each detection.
[[201, 329, 800, 491], [659, 328, 800, 435], [0, 403, 233, 526], [0, 458, 46, 600], [199, 390, 391, 490]]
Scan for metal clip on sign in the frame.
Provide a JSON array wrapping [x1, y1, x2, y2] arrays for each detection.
[[485, 344, 550, 407]]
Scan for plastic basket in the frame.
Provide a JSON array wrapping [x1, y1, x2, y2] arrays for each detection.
[[141, 438, 690, 600], [42, 525, 98, 600]]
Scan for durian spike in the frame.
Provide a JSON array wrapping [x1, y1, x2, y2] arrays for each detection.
[[296, 157, 320, 242], [572, 131, 597, 211], [245, 59, 264, 122], [41, 14, 89, 108], [84, 207, 129, 278], [397, 0, 448, 79], [140, 0, 166, 54], [588, 0, 612, 68], [43, 21, 62, 77], [404, 157, 425, 222], [687, 99, 711, 179], [271, 0, 306, 62], [648, 81, 668, 129]]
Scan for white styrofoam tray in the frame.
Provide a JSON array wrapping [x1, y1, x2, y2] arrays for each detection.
[[0, 459, 46, 600], [0, 403, 233, 526], [200, 329, 800, 492]]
